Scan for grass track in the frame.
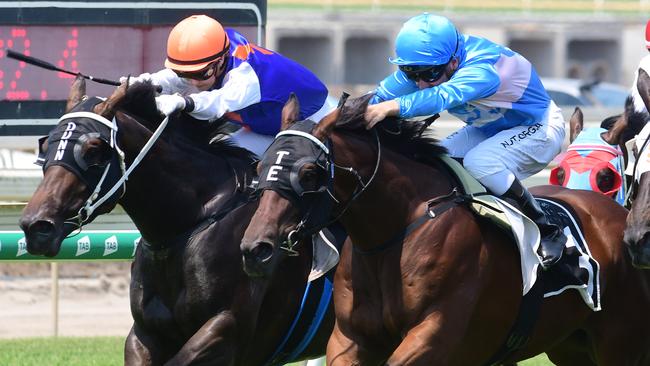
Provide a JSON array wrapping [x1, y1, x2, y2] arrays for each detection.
[[0, 336, 553, 365]]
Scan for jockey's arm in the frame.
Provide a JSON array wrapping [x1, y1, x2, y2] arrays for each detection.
[[148, 63, 262, 122], [370, 70, 419, 104], [147, 69, 197, 95], [397, 64, 499, 118], [185, 62, 261, 122]]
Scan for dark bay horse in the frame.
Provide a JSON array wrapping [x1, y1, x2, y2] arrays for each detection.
[[18, 77, 333, 365], [240, 94, 650, 365]]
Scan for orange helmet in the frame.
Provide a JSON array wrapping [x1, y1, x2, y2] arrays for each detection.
[[165, 15, 230, 72]]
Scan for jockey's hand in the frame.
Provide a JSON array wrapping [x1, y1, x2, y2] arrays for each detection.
[[155, 94, 186, 116], [364, 100, 399, 129], [119, 73, 152, 86]]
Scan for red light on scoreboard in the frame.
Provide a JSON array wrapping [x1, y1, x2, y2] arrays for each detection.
[[0, 25, 171, 101]]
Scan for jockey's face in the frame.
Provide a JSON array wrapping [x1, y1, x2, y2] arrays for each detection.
[[417, 58, 459, 89]]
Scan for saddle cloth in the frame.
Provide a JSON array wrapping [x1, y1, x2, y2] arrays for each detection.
[[441, 155, 601, 311]]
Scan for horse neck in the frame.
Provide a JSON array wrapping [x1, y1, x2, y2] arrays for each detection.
[[331, 132, 454, 251], [115, 114, 239, 244]]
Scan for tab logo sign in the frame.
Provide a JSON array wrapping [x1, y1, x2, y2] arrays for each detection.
[[132, 237, 141, 257], [103, 235, 118, 256], [17, 237, 27, 257], [76, 235, 91, 256]]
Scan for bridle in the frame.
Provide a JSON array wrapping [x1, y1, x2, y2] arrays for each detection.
[[256, 124, 382, 256], [38, 105, 171, 233]]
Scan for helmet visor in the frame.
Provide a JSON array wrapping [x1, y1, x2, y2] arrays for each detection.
[[399, 64, 448, 82]]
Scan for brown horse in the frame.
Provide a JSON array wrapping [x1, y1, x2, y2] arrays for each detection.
[[620, 69, 650, 269], [18, 77, 333, 365], [240, 94, 650, 365]]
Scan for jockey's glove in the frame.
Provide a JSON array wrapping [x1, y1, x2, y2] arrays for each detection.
[[119, 73, 152, 86], [155, 93, 194, 116]]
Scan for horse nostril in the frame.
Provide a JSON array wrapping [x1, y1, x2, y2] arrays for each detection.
[[248, 241, 274, 264], [28, 220, 56, 236], [24, 220, 58, 247]]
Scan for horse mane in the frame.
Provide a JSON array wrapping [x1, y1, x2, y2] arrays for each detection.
[[622, 96, 650, 143], [336, 94, 448, 160], [120, 82, 257, 165]]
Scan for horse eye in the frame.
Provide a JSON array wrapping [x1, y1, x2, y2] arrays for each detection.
[[82, 139, 111, 168], [555, 168, 565, 185], [596, 169, 615, 194], [300, 165, 325, 192]]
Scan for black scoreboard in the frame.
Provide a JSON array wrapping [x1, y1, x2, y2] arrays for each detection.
[[0, 0, 266, 133]]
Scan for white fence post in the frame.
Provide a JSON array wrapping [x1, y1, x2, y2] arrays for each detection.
[[51, 262, 59, 337]]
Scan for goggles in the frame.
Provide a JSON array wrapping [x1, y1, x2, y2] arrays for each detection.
[[399, 64, 448, 83], [174, 61, 219, 81]]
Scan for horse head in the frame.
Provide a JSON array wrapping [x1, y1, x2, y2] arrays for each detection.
[[19, 76, 245, 256], [550, 107, 625, 202], [623, 68, 650, 269], [241, 93, 446, 277], [550, 92, 650, 205], [240, 94, 342, 277], [19, 76, 135, 255]]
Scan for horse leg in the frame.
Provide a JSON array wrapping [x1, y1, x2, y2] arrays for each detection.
[[164, 311, 238, 366], [383, 313, 460, 366], [124, 323, 169, 366], [327, 322, 386, 366], [544, 330, 596, 366]]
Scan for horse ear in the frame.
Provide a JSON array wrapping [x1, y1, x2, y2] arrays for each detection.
[[637, 68, 650, 113], [602, 108, 629, 145], [313, 106, 341, 141], [93, 82, 129, 120], [569, 107, 584, 143], [281, 93, 300, 131], [65, 75, 86, 112]]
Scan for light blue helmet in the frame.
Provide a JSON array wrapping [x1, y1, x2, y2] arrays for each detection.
[[390, 13, 459, 66]]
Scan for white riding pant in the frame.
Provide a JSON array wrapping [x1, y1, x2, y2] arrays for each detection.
[[441, 101, 566, 195], [230, 96, 338, 158]]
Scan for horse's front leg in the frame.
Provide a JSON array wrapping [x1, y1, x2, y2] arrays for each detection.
[[125, 323, 169, 366], [164, 311, 238, 366], [327, 321, 386, 366], [384, 312, 455, 366]]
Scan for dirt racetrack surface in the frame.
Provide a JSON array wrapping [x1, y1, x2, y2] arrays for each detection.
[[0, 262, 132, 339]]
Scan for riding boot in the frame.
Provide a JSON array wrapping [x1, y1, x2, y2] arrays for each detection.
[[500, 179, 566, 269]]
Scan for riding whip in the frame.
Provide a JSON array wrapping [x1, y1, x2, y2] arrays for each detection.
[[5, 49, 121, 86]]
